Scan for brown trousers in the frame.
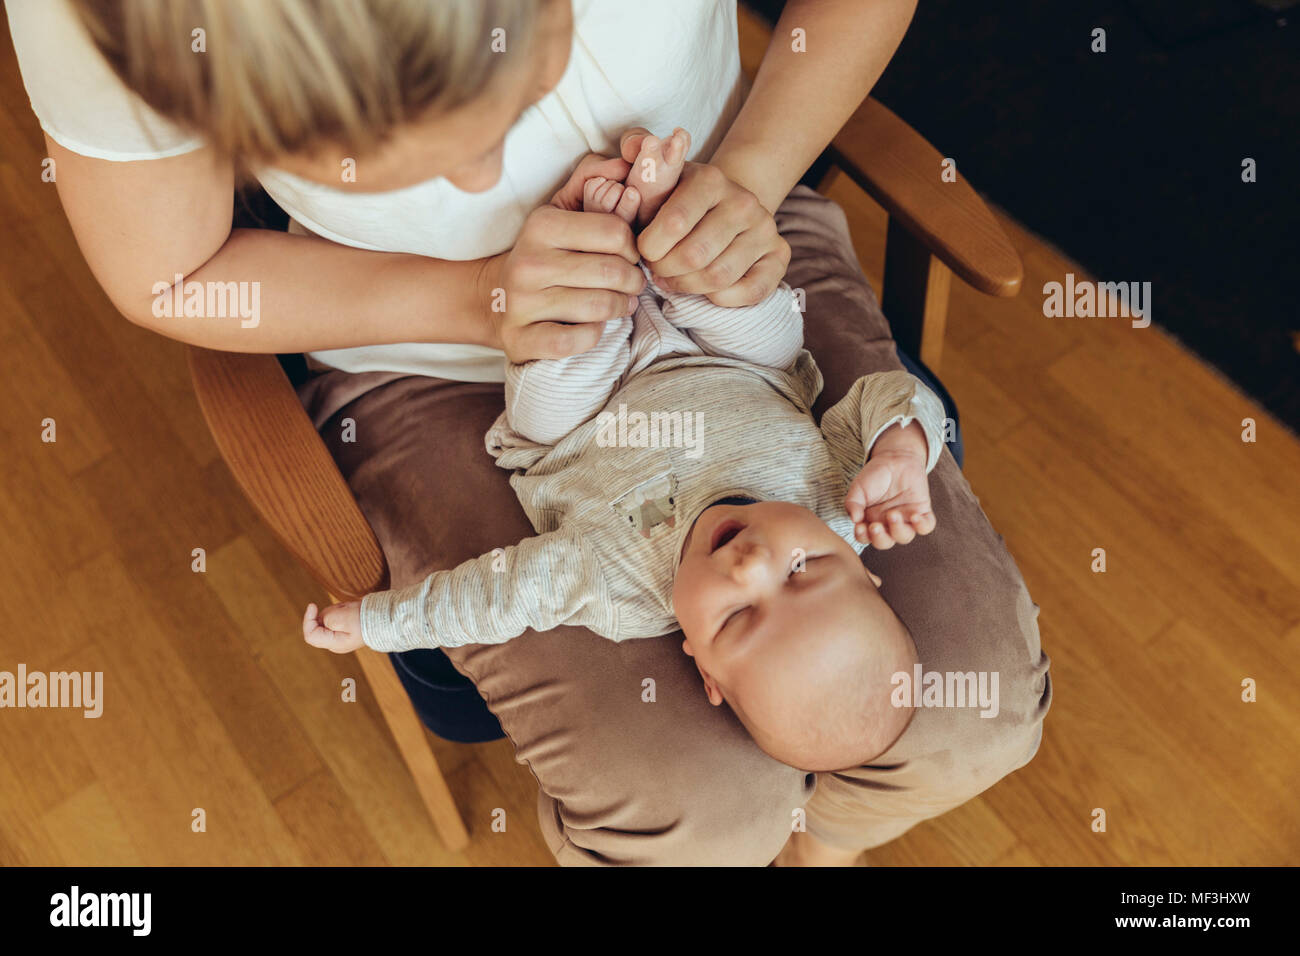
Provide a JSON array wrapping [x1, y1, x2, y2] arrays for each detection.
[[296, 186, 1052, 865]]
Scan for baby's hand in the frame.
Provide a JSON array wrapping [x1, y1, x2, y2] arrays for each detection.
[[302, 600, 364, 654], [845, 421, 936, 549]]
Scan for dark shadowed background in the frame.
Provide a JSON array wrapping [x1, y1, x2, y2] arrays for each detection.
[[745, 0, 1299, 432]]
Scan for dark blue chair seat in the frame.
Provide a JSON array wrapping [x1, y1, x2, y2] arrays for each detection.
[[390, 648, 504, 743]]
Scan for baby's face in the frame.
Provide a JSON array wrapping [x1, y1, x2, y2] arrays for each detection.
[[673, 500, 884, 704]]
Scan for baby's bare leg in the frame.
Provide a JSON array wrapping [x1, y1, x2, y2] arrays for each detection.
[[504, 179, 641, 445]]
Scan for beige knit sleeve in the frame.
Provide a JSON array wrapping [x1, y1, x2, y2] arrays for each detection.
[[358, 528, 615, 651], [819, 371, 948, 477]]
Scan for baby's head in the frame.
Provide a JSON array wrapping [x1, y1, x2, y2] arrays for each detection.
[[673, 500, 918, 772]]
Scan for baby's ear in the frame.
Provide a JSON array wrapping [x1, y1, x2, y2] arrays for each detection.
[[693, 661, 726, 707]]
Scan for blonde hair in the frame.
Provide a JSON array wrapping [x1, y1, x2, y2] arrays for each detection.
[[70, 0, 544, 160]]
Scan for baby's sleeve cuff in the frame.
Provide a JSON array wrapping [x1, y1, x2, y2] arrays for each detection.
[[360, 585, 431, 653], [864, 383, 948, 474]]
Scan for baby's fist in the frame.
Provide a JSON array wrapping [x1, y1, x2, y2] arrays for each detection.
[[845, 421, 936, 549], [302, 600, 364, 654]]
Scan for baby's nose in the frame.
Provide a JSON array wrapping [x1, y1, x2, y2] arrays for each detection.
[[729, 541, 771, 579]]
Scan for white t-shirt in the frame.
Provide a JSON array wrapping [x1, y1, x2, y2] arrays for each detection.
[[6, 0, 747, 382]]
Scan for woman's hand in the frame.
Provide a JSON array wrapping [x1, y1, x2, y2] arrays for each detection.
[[481, 153, 646, 364], [619, 128, 790, 308]]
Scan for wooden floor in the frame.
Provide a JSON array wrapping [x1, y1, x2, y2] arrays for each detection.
[[1, 18, 1297, 866]]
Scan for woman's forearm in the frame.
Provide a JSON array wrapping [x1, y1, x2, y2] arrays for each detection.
[[711, 0, 918, 213], [136, 227, 499, 354], [45, 136, 500, 355]]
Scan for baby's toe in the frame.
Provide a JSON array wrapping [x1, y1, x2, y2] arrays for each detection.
[[634, 136, 665, 177], [662, 128, 691, 166], [599, 181, 625, 211], [584, 177, 625, 213], [581, 176, 605, 209]]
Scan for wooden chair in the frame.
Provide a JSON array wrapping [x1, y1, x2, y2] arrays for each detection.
[[186, 16, 1022, 855]]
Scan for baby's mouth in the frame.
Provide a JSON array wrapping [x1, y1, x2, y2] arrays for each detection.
[[710, 518, 745, 554]]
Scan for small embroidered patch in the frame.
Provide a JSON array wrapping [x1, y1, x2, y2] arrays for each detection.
[[611, 472, 679, 539]]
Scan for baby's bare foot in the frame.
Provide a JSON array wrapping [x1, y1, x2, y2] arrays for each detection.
[[582, 175, 641, 226], [627, 127, 690, 229]]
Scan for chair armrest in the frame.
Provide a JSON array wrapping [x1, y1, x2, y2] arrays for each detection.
[[187, 346, 389, 601], [828, 97, 1022, 298], [734, 4, 1020, 298]]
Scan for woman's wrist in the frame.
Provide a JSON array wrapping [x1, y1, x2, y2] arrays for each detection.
[[413, 251, 504, 351], [709, 140, 792, 216], [470, 252, 507, 351], [713, 0, 919, 221]]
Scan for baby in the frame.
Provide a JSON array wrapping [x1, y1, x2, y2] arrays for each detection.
[[304, 128, 947, 772]]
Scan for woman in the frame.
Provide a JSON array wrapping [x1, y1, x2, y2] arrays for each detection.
[[7, 0, 1050, 865]]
